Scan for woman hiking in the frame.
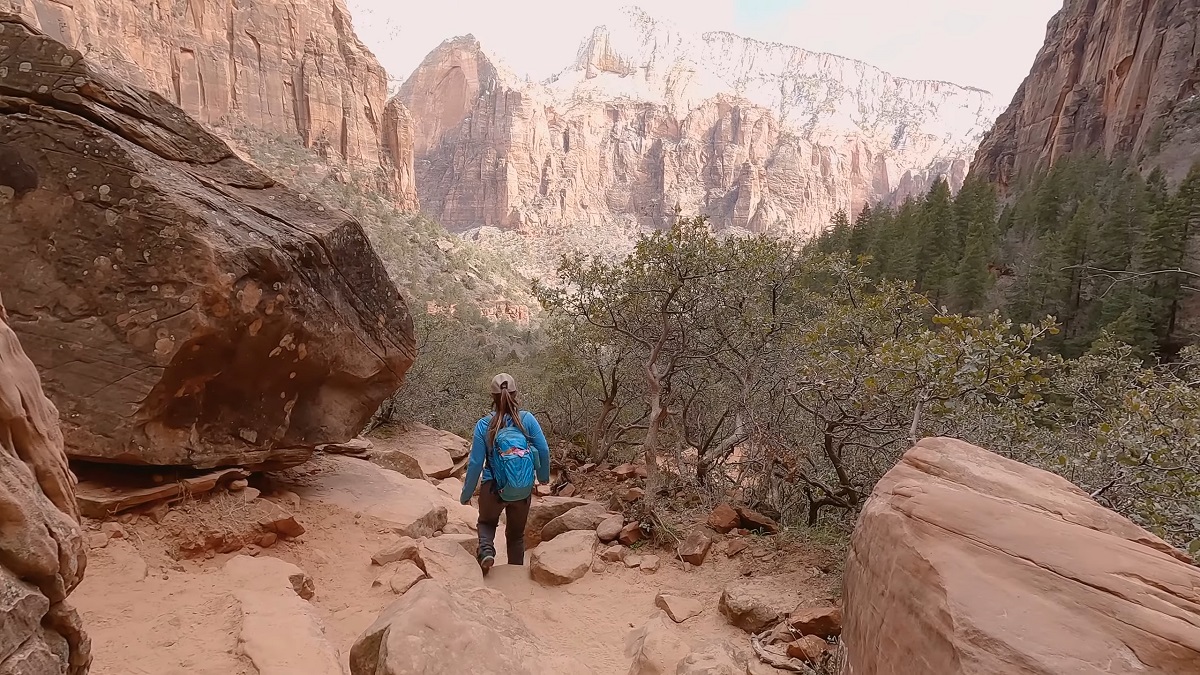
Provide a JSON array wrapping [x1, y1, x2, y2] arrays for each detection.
[[460, 373, 551, 575]]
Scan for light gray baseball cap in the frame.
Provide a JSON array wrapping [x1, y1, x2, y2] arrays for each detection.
[[490, 373, 518, 394]]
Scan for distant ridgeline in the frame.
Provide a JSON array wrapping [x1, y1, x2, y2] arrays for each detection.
[[810, 155, 1200, 359]]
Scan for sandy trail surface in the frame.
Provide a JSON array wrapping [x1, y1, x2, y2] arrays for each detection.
[[73, 455, 832, 675]]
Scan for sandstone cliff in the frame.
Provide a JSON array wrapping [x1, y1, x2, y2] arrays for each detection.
[[2, 0, 418, 208], [397, 8, 1000, 239], [972, 0, 1200, 188], [0, 13, 416, 468]]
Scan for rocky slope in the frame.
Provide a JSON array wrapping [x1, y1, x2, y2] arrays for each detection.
[[397, 7, 1002, 239], [0, 13, 415, 468], [972, 0, 1200, 188], [2, 0, 418, 207]]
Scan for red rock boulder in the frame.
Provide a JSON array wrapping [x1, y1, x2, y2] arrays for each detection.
[[0, 14, 415, 469], [843, 437, 1200, 674]]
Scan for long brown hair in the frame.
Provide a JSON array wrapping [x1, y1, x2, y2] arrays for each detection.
[[487, 389, 527, 448]]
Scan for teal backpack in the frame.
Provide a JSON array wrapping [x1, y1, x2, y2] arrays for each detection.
[[486, 414, 538, 501]]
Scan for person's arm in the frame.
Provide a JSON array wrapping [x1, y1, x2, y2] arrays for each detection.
[[522, 411, 551, 485], [460, 419, 487, 504]]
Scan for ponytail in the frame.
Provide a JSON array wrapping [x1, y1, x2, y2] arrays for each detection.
[[487, 389, 527, 447]]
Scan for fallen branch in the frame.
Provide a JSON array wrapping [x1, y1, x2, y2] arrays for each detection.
[[751, 629, 818, 674]]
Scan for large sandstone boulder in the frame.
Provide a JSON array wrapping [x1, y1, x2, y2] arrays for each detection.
[[843, 437, 1200, 674], [0, 14, 415, 469], [349, 580, 591, 674], [0, 292, 91, 674], [297, 454, 478, 535]]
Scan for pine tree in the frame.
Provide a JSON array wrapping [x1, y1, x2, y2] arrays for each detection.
[[952, 216, 993, 313], [828, 209, 852, 252], [916, 179, 955, 297], [848, 204, 875, 256], [1164, 162, 1200, 340]]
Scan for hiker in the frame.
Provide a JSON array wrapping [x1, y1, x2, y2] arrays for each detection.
[[460, 373, 551, 574]]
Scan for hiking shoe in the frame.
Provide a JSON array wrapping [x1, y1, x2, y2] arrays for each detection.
[[479, 553, 495, 576]]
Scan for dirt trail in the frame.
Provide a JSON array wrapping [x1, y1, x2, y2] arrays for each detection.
[[72, 456, 833, 675]]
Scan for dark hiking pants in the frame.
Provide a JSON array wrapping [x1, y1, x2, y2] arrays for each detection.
[[477, 480, 531, 565]]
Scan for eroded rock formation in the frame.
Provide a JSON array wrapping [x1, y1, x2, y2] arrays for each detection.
[[0, 292, 91, 675], [397, 8, 1000, 240], [972, 0, 1200, 188], [1, 0, 418, 207], [0, 13, 415, 468], [842, 437, 1200, 674]]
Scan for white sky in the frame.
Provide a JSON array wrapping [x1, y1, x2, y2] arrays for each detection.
[[347, 0, 1062, 101]]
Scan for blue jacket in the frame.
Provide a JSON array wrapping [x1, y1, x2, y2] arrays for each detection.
[[460, 410, 551, 504]]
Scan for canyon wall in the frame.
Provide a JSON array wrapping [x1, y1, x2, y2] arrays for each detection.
[[2, 0, 418, 207], [972, 0, 1200, 189], [397, 8, 1001, 239]]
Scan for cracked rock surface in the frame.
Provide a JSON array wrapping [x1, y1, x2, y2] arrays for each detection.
[[842, 437, 1200, 674], [0, 291, 91, 675], [0, 13, 415, 469]]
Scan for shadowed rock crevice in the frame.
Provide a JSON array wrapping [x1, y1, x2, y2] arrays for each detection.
[[0, 13, 415, 469]]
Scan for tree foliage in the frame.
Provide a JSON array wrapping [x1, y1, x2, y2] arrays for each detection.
[[537, 214, 1200, 552], [812, 158, 1200, 359]]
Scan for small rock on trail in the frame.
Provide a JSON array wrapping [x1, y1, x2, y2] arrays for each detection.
[[618, 521, 644, 545], [788, 605, 842, 637], [655, 594, 703, 623], [596, 514, 624, 542], [626, 613, 691, 675], [421, 536, 484, 586], [350, 580, 591, 674], [387, 561, 426, 595], [719, 579, 796, 633], [525, 496, 594, 548], [707, 504, 740, 533], [372, 537, 424, 569], [677, 530, 712, 566], [541, 502, 612, 542], [530, 530, 596, 586]]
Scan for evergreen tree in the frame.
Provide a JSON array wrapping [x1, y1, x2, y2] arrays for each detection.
[[916, 179, 955, 297], [848, 204, 875, 256], [952, 216, 993, 313]]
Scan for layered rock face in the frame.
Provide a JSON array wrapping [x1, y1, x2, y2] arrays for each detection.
[[0, 292, 91, 674], [398, 8, 1000, 239], [1, 0, 418, 207], [972, 0, 1200, 188], [842, 437, 1200, 674], [0, 14, 416, 468]]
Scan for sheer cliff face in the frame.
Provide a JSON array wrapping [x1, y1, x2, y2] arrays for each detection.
[[3, 0, 418, 208], [398, 9, 1000, 238], [973, 0, 1200, 189]]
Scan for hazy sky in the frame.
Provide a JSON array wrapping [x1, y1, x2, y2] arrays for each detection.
[[349, 0, 1062, 101]]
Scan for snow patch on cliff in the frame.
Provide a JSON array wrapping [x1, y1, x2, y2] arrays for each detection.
[[544, 6, 1001, 165]]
